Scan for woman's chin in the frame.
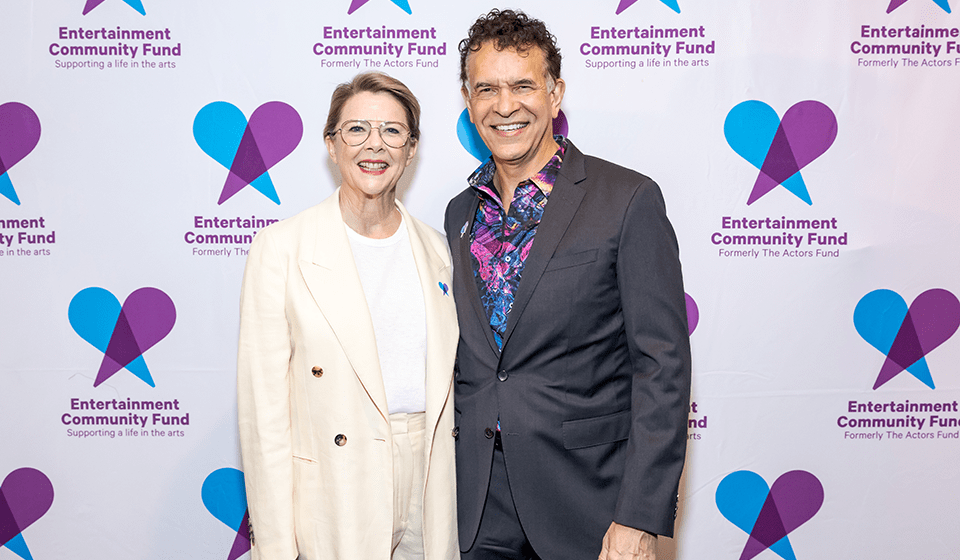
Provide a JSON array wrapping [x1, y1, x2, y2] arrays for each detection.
[[341, 179, 398, 200]]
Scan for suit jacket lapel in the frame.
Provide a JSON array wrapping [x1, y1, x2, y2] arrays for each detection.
[[398, 201, 457, 458], [498, 143, 588, 354], [297, 190, 390, 422], [455, 194, 501, 356]]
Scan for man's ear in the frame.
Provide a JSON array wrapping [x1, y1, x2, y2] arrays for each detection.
[[461, 86, 475, 123], [549, 77, 566, 118]]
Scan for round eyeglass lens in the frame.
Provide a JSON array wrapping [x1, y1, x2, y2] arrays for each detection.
[[339, 120, 409, 148]]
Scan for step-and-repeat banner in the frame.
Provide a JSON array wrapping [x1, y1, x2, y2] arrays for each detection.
[[2, 0, 958, 558]]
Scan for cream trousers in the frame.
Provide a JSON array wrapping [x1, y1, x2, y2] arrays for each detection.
[[390, 411, 426, 560]]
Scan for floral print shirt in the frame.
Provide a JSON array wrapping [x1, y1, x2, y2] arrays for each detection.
[[468, 137, 567, 350]]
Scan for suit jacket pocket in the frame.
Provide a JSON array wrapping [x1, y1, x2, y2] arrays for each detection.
[[562, 409, 631, 450], [543, 249, 598, 272]]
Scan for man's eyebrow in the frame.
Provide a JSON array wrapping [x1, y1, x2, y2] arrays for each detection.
[[473, 78, 536, 89]]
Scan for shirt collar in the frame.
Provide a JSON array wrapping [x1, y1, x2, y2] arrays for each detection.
[[468, 136, 568, 203]]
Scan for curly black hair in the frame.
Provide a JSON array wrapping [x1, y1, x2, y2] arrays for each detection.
[[458, 9, 561, 88]]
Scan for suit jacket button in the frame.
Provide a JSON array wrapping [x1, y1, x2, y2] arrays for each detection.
[[497, 370, 508, 381], [335, 434, 347, 446], [484, 428, 494, 439], [452, 427, 459, 438], [312, 366, 323, 377]]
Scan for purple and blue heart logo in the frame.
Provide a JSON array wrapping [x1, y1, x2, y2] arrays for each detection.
[[0, 102, 42, 206], [1, 468, 54, 560], [685, 293, 699, 335], [202, 468, 251, 560], [724, 100, 837, 206], [456, 109, 568, 162], [194, 102, 303, 206], [82, 0, 145, 15], [887, 0, 951, 13], [716, 470, 823, 560], [616, 0, 680, 14], [68, 287, 176, 388], [854, 289, 960, 390], [347, 0, 411, 14]]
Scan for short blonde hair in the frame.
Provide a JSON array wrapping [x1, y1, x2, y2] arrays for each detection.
[[324, 72, 421, 142]]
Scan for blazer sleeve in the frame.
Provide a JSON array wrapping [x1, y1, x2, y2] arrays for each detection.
[[613, 178, 692, 537], [237, 228, 298, 560]]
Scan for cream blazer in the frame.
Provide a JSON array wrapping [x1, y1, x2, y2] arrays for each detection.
[[237, 190, 459, 560]]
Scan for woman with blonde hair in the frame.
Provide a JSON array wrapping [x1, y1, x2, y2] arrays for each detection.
[[238, 72, 458, 560]]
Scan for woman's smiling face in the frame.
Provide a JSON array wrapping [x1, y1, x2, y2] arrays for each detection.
[[325, 91, 417, 200]]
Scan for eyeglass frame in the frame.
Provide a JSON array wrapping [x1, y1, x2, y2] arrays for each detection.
[[328, 119, 414, 149]]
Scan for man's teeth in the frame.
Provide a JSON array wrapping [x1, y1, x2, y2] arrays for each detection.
[[494, 123, 527, 131], [359, 162, 387, 170]]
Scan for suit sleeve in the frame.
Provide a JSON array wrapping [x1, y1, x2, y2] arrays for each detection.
[[613, 178, 691, 538], [237, 229, 298, 560]]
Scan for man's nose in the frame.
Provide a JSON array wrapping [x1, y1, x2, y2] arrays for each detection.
[[493, 89, 520, 116]]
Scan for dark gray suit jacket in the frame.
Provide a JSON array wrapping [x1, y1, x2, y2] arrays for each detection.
[[444, 140, 691, 559]]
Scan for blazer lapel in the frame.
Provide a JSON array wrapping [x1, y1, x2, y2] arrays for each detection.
[[398, 201, 457, 457], [297, 190, 390, 422], [498, 143, 588, 354], [455, 194, 501, 356]]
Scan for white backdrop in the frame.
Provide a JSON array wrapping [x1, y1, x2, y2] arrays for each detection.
[[2, 0, 959, 558]]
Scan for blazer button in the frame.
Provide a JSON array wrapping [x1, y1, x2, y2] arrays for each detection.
[[484, 428, 495, 439], [497, 370, 508, 382], [311, 366, 323, 377], [334, 434, 347, 446]]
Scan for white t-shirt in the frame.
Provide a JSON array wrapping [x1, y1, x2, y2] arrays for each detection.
[[346, 216, 427, 414]]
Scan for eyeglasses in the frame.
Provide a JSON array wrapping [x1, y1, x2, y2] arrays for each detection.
[[331, 120, 412, 148]]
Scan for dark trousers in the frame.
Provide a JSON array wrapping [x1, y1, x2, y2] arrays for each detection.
[[461, 433, 543, 560]]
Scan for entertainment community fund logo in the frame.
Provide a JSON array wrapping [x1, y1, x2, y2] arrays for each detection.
[[725, 100, 837, 206], [886, 0, 951, 13], [0, 103, 42, 206], [710, 100, 848, 260], [202, 468, 251, 560], [716, 470, 823, 560], [854, 288, 960, 390], [837, 289, 959, 441], [194, 102, 303, 205], [1, 468, 54, 560], [68, 287, 176, 387], [83, 0, 145, 15], [50, 1, 182, 71], [851, 2, 956, 69], [616, 0, 681, 14], [347, 0, 411, 14]]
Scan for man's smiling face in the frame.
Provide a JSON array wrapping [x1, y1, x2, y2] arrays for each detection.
[[462, 42, 564, 176]]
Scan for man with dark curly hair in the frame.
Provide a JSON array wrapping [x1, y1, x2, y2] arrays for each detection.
[[444, 8, 691, 560]]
